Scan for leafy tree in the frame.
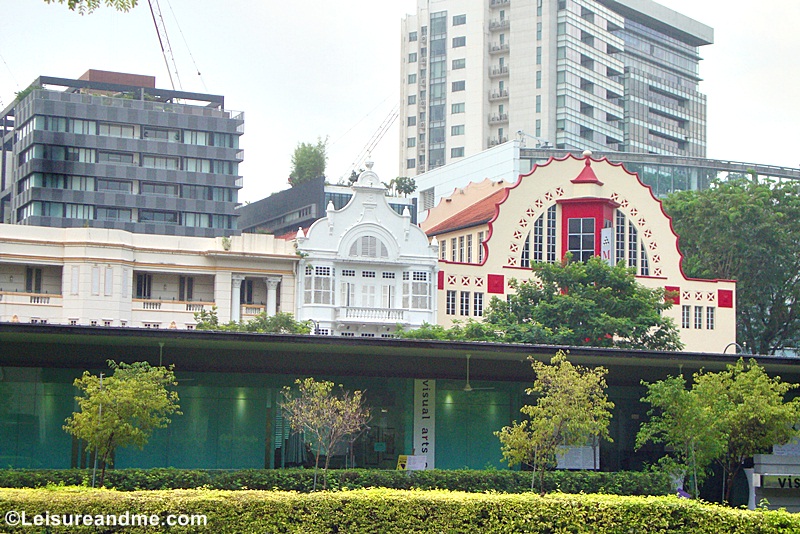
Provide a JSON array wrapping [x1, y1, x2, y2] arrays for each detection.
[[636, 375, 724, 498], [638, 359, 800, 504], [349, 168, 364, 184], [63, 361, 180, 485], [43, 0, 137, 13], [496, 351, 614, 493], [398, 256, 683, 350], [194, 307, 311, 334], [393, 176, 417, 197], [663, 178, 800, 354], [280, 378, 370, 490], [288, 137, 327, 187], [396, 320, 501, 341]]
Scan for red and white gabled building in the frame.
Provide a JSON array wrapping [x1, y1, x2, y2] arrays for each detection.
[[422, 152, 736, 352]]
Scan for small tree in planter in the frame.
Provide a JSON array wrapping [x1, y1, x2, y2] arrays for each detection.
[[63, 360, 181, 485], [280, 378, 370, 490], [496, 351, 614, 493]]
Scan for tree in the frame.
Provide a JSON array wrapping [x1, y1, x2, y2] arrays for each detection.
[[194, 307, 311, 334], [638, 359, 800, 504], [280, 378, 370, 490], [636, 375, 725, 498], [393, 176, 417, 197], [288, 138, 327, 187], [398, 255, 683, 351], [663, 178, 800, 354], [495, 351, 614, 493], [63, 361, 180, 485], [43, 0, 137, 14]]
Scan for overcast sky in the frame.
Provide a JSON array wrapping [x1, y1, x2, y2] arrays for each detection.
[[1, 1, 797, 204]]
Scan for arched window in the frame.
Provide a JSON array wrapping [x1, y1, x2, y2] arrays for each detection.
[[349, 236, 389, 258], [615, 209, 650, 275], [523, 205, 557, 267]]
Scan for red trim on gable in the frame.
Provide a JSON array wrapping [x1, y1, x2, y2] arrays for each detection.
[[718, 289, 734, 308], [487, 274, 504, 294], [665, 286, 680, 305], [437, 270, 445, 290]]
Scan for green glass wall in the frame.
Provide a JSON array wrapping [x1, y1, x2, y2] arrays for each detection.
[[0, 366, 652, 472]]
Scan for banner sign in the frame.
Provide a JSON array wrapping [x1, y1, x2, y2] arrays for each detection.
[[601, 227, 614, 265], [413, 379, 435, 469]]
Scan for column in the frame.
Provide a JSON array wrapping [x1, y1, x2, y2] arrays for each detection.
[[231, 274, 244, 323], [265, 276, 282, 317]]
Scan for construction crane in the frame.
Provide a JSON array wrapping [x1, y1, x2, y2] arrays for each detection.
[[147, 0, 182, 91]]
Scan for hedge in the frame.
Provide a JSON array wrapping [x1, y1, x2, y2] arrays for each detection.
[[0, 468, 672, 495], [0, 488, 797, 533]]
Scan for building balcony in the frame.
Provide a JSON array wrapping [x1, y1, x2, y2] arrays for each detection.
[[489, 42, 509, 54], [489, 113, 509, 124], [0, 291, 63, 306], [488, 136, 509, 147], [242, 304, 265, 317], [335, 306, 408, 324], [0, 291, 64, 324], [134, 299, 214, 313], [489, 89, 509, 101], [489, 66, 509, 78], [489, 19, 510, 31], [131, 299, 214, 328]]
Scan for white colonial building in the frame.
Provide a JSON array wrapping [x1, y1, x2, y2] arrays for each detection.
[[295, 163, 439, 337], [0, 225, 296, 328]]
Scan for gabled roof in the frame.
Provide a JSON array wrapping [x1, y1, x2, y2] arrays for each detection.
[[425, 188, 508, 236]]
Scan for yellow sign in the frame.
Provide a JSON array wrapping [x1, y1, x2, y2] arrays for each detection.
[[396, 455, 408, 470]]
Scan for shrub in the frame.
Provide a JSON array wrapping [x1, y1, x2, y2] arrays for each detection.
[[0, 468, 671, 495], [0, 488, 797, 533]]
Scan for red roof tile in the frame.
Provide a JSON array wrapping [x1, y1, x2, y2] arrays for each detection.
[[426, 188, 508, 235]]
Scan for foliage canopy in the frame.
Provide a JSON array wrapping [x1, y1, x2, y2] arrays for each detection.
[[63, 361, 180, 484], [400, 256, 683, 351], [496, 351, 614, 493], [663, 177, 800, 354], [638, 358, 800, 503], [43, 0, 137, 14], [280, 378, 370, 490], [194, 307, 311, 334], [288, 138, 327, 187]]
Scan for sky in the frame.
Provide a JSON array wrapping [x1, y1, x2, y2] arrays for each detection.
[[1, 0, 798, 204]]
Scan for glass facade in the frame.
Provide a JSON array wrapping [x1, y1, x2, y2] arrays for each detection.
[[611, 19, 707, 157], [1, 80, 243, 237], [0, 366, 544, 471]]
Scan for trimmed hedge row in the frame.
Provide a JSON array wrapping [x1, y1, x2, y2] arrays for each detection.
[[0, 468, 672, 495], [1, 487, 798, 533]]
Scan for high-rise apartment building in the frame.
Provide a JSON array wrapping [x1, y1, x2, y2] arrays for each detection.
[[1, 70, 243, 237], [399, 0, 712, 174]]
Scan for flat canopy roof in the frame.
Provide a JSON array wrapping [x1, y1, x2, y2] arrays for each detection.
[[598, 0, 714, 46], [3, 324, 799, 387]]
